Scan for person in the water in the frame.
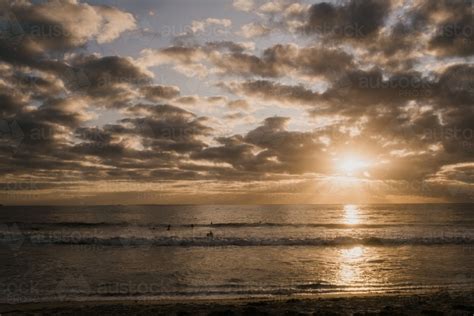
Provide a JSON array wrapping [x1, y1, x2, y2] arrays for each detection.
[[167, 224, 171, 231], [206, 231, 213, 238]]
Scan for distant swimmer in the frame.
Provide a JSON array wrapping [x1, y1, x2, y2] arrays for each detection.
[[167, 224, 171, 231], [191, 224, 194, 228], [206, 231, 214, 238]]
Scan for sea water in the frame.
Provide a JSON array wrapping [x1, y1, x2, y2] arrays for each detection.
[[0, 204, 473, 303]]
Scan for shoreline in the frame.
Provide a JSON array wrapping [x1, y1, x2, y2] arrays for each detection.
[[2, 290, 474, 315]]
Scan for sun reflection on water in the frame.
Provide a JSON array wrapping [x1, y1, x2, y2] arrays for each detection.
[[344, 204, 360, 225], [344, 246, 364, 259], [337, 205, 368, 286], [338, 246, 365, 284]]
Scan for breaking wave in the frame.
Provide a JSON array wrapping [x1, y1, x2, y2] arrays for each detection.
[[2, 234, 474, 247]]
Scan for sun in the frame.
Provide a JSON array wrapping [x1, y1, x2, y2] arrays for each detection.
[[336, 154, 371, 176], [340, 158, 368, 173]]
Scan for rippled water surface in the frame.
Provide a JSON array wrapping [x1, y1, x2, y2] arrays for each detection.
[[1, 204, 473, 302]]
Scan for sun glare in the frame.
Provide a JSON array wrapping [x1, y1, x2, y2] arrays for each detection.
[[336, 155, 371, 176]]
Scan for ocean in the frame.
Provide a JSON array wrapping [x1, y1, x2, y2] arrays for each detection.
[[0, 204, 473, 303]]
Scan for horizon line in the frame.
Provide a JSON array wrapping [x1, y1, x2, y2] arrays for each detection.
[[1, 202, 473, 207]]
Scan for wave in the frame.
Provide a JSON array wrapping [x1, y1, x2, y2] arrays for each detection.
[[3, 282, 473, 304], [3, 234, 474, 247], [2, 221, 460, 229]]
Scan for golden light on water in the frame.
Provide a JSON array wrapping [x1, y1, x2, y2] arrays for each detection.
[[338, 246, 364, 284], [343, 246, 364, 259], [338, 206, 363, 284], [344, 204, 360, 225]]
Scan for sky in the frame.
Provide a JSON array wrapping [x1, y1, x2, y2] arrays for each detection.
[[0, 0, 473, 205]]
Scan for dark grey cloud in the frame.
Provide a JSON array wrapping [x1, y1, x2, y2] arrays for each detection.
[[220, 80, 320, 107], [140, 85, 181, 101], [193, 117, 330, 175], [302, 0, 392, 40], [410, 0, 474, 57], [59, 55, 152, 108], [204, 41, 250, 54], [213, 44, 355, 78], [141, 43, 354, 80]]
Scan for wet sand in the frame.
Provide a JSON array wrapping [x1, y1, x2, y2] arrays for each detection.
[[1, 291, 474, 315]]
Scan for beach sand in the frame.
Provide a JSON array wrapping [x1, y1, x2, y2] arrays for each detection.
[[1, 291, 474, 315]]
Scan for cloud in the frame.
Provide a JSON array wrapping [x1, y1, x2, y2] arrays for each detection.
[[1, 0, 473, 203], [233, 0, 254, 12], [56, 55, 153, 109], [138, 46, 208, 78], [212, 44, 354, 78], [205, 41, 253, 54], [427, 162, 474, 200], [139, 46, 205, 67], [409, 0, 474, 57], [237, 22, 271, 38], [302, 0, 392, 40], [141, 43, 354, 81], [140, 85, 181, 102], [193, 116, 329, 175], [220, 80, 320, 108], [93, 5, 136, 44], [190, 18, 232, 34], [227, 99, 250, 110], [0, 0, 135, 51]]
